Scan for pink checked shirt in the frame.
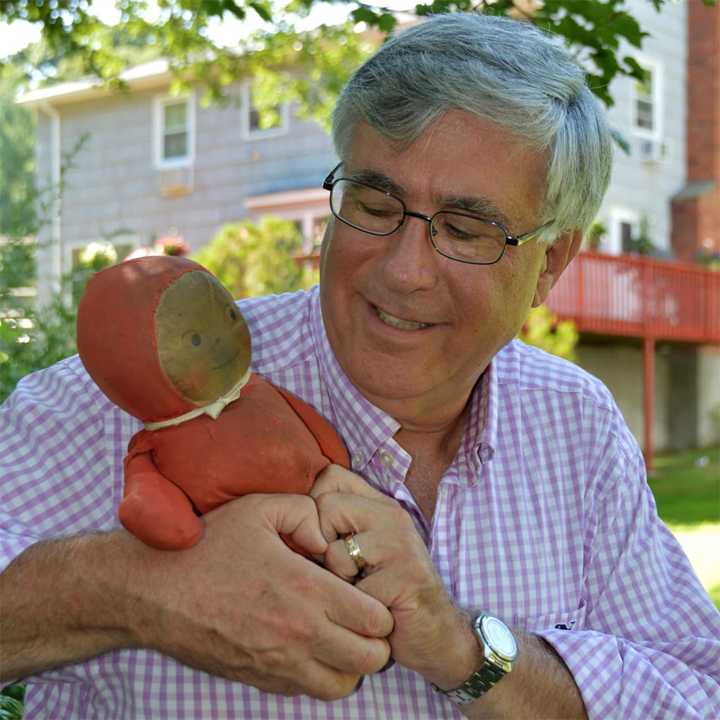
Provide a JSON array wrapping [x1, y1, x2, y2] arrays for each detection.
[[1, 286, 719, 719]]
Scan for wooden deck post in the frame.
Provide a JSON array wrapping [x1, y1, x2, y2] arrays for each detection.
[[643, 336, 656, 471]]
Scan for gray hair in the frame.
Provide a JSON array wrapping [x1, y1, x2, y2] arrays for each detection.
[[332, 13, 613, 241]]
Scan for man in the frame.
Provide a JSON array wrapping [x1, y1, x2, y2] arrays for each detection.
[[1, 12, 719, 720]]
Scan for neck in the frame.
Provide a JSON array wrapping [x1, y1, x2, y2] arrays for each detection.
[[367, 382, 476, 461]]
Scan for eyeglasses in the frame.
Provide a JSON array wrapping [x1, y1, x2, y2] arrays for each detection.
[[323, 163, 554, 265]]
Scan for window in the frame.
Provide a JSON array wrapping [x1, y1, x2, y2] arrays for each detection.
[[242, 83, 289, 140], [631, 59, 662, 140], [70, 239, 136, 303], [608, 207, 640, 255], [154, 94, 195, 168]]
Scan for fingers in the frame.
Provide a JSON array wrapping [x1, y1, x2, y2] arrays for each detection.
[[321, 573, 395, 639], [240, 656, 364, 701], [314, 492, 387, 544], [254, 494, 329, 555], [326, 532, 373, 581], [311, 464, 392, 503], [312, 624, 392, 677]]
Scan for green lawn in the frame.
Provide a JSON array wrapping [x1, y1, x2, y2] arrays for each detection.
[[648, 447, 720, 609]]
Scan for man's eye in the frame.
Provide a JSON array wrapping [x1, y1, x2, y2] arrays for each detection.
[[191, 334, 202, 347], [358, 202, 397, 217], [446, 223, 478, 241]]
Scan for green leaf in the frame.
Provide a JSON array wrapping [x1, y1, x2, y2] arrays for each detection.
[[249, 1, 273, 23]]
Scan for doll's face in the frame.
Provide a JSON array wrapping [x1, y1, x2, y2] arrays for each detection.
[[155, 271, 251, 404]]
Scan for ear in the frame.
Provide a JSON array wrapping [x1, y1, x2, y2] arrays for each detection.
[[532, 230, 583, 308]]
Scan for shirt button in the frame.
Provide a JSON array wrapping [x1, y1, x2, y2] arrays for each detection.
[[352, 453, 364, 466], [379, 451, 394, 467]]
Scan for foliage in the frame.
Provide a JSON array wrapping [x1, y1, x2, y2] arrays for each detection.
[[0, 241, 118, 403], [193, 216, 318, 299], [585, 221, 607, 251], [0, 65, 36, 238], [3, 0, 716, 131], [694, 250, 720, 271], [648, 447, 720, 527], [0, 683, 24, 720], [518, 304, 579, 361], [625, 215, 657, 256]]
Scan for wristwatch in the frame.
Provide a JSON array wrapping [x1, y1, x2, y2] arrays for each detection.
[[434, 613, 519, 705]]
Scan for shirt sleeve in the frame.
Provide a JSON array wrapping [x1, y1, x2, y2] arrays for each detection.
[[0, 356, 125, 574], [536, 404, 720, 720]]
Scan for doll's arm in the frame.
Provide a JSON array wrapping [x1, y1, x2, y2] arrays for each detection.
[[121, 447, 203, 550], [274, 387, 350, 468]]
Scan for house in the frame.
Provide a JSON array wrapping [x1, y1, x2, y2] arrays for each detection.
[[17, 0, 720, 460]]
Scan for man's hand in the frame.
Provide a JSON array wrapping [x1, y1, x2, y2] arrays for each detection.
[[311, 466, 480, 691], [123, 493, 394, 699]]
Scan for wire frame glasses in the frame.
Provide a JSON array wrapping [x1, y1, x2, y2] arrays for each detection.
[[323, 164, 554, 265]]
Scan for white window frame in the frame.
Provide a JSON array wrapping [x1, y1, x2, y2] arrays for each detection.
[[153, 93, 196, 169], [241, 82, 289, 141], [608, 207, 640, 256], [631, 56, 663, 142]]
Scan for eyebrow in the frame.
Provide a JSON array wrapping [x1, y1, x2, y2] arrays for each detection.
[[343, 166, 511, 226]]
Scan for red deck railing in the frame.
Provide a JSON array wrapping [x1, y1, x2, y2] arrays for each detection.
[[546, 251, 720, 344]]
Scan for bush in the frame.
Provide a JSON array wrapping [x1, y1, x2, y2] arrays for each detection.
[[519, 304, 579, 362], [193, 216, 318, 299]]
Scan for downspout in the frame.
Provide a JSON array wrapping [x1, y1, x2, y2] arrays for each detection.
[[38, 103, 62, 297]]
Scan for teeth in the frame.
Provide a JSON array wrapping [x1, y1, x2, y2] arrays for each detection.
[[376, 307, 431, 330]]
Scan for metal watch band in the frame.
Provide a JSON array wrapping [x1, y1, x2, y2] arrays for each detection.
[[438, 661, 506, 704], [433, 613, 517, 705], [433, 655, 506, 705]]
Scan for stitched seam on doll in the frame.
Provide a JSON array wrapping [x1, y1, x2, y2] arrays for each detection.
[[143, 367, 252, 430]]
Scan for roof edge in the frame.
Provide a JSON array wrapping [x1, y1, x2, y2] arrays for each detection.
[[17, 59, 172, 107]]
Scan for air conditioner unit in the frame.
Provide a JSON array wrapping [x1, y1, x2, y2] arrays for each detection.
[[158, 165, 194, 197], [637, 139, 667, 164]]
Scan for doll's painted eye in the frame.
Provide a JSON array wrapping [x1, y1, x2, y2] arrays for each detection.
[[191, 333, 202, 347]]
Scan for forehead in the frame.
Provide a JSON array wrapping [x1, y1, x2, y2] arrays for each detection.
[[345, 110, 547, 223]]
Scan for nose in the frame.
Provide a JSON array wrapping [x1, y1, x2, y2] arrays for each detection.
[[380, 213, 439, 293]]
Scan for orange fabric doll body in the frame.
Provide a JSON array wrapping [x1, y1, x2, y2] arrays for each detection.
[[77, 256, 348, 550]]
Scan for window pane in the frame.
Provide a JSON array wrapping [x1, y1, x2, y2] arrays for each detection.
[[635, 67, 654, 132], [636, 69, 653, 99], [621, 222, 635, 253], [636, 100, 654, 131], [164, 102, 187, 132], [249, 104, 281, 132], [164, 131, 188, 159]]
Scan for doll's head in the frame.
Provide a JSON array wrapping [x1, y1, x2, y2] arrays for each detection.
[[77, 256, 251, 422]]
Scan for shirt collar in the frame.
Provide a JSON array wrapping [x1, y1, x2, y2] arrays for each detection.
[[308, 288, 500, 473]]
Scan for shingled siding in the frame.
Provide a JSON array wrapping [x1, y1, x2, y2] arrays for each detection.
[[33, 82, 336, 302], [595, 0, 686, 256]]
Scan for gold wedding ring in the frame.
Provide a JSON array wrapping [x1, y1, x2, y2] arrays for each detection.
[[343, 533, 367, 572]]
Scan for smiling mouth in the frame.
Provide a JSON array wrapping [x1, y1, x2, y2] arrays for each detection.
[[212, 349, 240, 370], [374, 305, 433, 331]]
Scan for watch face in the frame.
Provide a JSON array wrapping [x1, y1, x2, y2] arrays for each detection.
[[481, 616, 518, 660]]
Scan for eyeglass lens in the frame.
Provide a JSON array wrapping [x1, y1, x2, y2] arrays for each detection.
[[330, 179, 507, 264]]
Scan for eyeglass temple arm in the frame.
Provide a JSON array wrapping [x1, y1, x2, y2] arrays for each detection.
[[508, 219, 555, 246], [323, 162, 344, 190]]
